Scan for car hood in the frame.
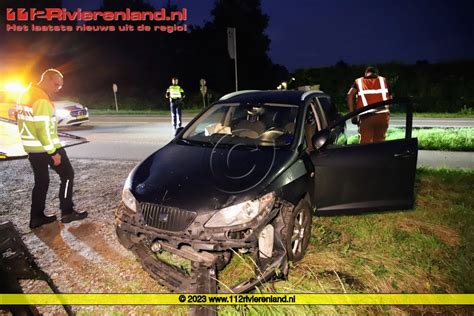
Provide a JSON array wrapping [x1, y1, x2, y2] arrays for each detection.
[[53, 100, 85, 109], [131, 142, 296, 212]]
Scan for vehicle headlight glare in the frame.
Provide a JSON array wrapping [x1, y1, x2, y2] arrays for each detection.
[[205, 192, 275, 228], [56, 109, 69, 118]]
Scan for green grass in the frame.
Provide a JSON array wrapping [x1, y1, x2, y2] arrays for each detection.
[[217, 168, 474, 314], [346, 128, 474, 151], [413, 109, 474, 118], [340, 111, 474, 118], [409, 128, 473, 151], [93, 108, 473, 118], [89, 108, 202, 115], [154, 251, 192, 276]]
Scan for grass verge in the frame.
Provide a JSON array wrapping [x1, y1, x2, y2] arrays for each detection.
[[89, 109, 203, 116], [347, 128, 474, 151], [402, 128, 473, 151], [339, 111, 474, 118], [216, 168, 474, 314], [90, 109, 474, 118], [413, 111, 474, 118]]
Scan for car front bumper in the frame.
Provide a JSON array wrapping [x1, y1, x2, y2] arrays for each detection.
[[115, 201, 291, 293]]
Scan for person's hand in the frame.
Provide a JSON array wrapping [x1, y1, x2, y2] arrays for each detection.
[[351, 116, 359, 125], [51, 153, 61, 166]]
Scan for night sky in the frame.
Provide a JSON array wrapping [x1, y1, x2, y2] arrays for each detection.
[[66, 0, 474, 71]]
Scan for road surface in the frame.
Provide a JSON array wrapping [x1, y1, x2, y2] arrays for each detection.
[[64, 115, 473, 168]]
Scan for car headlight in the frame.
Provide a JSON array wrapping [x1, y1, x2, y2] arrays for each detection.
[[122, 166, 139, 212], [122, 188, 137, 213], [56, 108, 69, 118], [205, 192, 275, 228]]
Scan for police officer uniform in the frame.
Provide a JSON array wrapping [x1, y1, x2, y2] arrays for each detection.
[[166, 78, 185, 130]]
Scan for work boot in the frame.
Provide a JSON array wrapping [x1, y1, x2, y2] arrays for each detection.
[[61, 211, 88, 223], [30, 215, 57, 229]]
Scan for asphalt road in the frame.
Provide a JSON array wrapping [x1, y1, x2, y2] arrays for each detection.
[[64, 115, 474, 168]]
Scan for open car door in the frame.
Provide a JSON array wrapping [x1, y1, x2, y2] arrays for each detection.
[[0, 118, 87, 160], [309, 99, 418, 214]]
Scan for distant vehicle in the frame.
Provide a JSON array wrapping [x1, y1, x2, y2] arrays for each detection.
[[53, 100, 89, 127], [115, 89, 418, 294], [0, 90, 89, 127]]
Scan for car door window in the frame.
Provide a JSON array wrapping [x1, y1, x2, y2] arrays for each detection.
[[313, 98, 328, 129], [317, 96, 338, 124], [304, 104, 318, 151]]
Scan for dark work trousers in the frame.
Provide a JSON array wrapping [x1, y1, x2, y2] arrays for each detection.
[[27, 147, 74, 220], [170, 99, 183, 129]]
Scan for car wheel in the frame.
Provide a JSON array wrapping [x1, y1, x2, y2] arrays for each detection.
[[282, 200, 312, 262]]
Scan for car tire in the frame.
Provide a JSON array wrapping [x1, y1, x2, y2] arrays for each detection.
[[282, 200, 312, 262]]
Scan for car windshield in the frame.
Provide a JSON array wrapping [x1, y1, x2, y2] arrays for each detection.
[[181, 103, 299, 147]]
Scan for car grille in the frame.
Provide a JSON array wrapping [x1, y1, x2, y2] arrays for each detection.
[[139, 203, 196, 232], [71, 109, 87, 117]]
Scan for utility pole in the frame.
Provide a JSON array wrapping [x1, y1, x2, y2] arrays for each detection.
[[227, 27, 238, 91], [112, 83, 118, 112], [200, 78, 207, 108]]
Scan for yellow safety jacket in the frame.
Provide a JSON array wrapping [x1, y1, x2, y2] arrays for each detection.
[[166, 85, 184, 99], [16, 85, 61, 155]]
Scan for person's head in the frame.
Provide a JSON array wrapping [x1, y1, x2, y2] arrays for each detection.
[[364, 66, 378, 77], [38, 69, 64, 95], [172, 77, 178, 85]]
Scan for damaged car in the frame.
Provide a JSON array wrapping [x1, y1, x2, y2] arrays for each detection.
[[115, 90, 418, 293]]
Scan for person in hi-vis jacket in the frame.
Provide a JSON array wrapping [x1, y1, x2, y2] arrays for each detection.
[[17, 69, 87, 229], [166, 77, 185, 130], [347, 66, 391, 144]]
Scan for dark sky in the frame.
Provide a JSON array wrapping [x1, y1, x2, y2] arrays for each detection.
[[65, 0, 473, 71]]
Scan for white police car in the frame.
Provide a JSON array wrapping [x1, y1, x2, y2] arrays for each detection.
[[54, 100, 89, 127]]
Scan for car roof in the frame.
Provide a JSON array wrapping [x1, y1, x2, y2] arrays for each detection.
[[217, 90, 328, 106]]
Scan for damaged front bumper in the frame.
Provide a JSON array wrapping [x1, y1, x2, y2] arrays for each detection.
[[115, 200, 292, 293]]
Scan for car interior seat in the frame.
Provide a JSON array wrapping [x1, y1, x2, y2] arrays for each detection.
[[233, 120, 266, 139]]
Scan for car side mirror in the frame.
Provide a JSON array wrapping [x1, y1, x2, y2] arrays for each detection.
[[312, 129, 330, 151], [174, 127, 184, 136]]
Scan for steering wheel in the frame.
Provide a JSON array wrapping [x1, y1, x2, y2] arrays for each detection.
[[264, 127, 286, 133], [260, 127, 287, 141]]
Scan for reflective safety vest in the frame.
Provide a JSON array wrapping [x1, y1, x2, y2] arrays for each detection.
[[16, 86, 61, 155], [166, 85, 184, 99], [355, 76, 391, 113]]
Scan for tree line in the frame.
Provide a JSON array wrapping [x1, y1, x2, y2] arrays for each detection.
[[294, 60, 474, 113]]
